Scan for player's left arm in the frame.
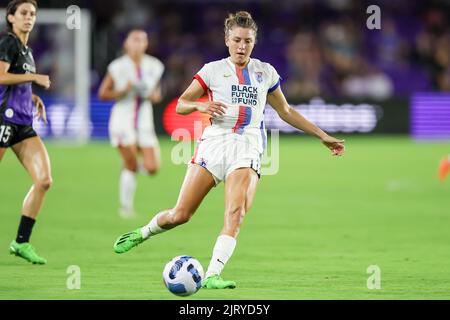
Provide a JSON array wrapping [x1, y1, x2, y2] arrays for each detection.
[[267, 87, 345, 156], [32, 93, 47, 123]]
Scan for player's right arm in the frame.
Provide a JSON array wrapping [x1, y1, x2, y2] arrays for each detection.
[[176, 79, 226, 115], [98, 73, 133, 101], [0, 61, 50, 88]]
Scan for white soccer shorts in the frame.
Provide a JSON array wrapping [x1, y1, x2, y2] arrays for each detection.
[[109, 104, 158, 148], [190, 133, 261, 185]]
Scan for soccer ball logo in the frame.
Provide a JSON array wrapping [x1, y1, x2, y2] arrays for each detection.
[[163, 255, 204, 296]]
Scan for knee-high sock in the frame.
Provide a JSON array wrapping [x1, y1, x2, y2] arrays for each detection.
[[16, 215, 36, 243], [205, 235, 237, 278], [120, 169, 136, 210], [141, 212, 167, 239]]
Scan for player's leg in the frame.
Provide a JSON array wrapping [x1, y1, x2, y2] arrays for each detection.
[[203, 167, 259, 289], [114, 164, 215, 253], [9, 136, 52, 264], [137, 123, 160, 175], [0, 148, 6, 161], [117, 145, 139, 217], [139, 146, 160, 175], [142, 164, 215, 231]]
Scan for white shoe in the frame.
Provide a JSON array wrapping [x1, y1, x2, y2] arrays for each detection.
[[119, 207, 136, 219]]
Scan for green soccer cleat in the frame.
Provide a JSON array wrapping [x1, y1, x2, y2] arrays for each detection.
[[202, 275, 236, 289], [113, 228, 145, 254], [9, 241, 47, 265]]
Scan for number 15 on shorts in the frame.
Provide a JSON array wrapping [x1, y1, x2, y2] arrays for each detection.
[[0, 125, 12, 144]]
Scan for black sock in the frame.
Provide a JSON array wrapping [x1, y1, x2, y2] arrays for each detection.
[[16, 215, 36, 244]]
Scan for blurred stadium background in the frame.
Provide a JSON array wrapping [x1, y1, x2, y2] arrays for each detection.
[[0, 0, 449, 141], [1, 0, 450, 300]]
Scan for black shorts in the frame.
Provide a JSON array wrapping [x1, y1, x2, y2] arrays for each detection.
[[0, 119, 37, 148]]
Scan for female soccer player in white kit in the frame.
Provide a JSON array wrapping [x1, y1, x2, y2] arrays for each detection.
[[99, 29, 164, 218], [113, 12, 345, 289]]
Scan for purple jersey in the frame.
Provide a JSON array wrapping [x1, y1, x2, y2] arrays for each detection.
[[0, 32, 35, 126]]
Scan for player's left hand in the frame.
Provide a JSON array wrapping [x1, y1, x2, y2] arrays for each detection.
[[32, 94, 47, 124], [321, 135, 345, 156]]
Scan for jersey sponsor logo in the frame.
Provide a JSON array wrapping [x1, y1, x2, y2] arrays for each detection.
[[223, 74, 232, 77], [231, 84, 258, 106], [23, 63, 36, 74], [5, 108, 14, 118]]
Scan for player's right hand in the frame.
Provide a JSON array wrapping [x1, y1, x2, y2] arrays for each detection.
[[34, 74, 51, 89], [119, 81, 134, 97], [197, 101, 227, 116]]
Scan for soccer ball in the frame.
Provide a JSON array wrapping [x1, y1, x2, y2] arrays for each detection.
[[163, 255, 204, 297]]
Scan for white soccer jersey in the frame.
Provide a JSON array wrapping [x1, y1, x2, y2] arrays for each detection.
[[107, 54, 164, 147], [194, 57, 281, 154], [108, 54, 164, 107]]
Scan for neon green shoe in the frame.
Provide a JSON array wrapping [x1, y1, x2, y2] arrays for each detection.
[[9, 241, 47, 265], [113, 228, 145, 254], [202, 275, 236, 289]]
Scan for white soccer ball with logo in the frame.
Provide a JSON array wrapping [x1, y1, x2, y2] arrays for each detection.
[[163, 255, 204, 297]]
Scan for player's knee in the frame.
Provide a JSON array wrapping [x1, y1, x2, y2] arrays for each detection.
[[36, 176, 53, 191], [144, 164, 159, 176], [124, 161, 138, 172], [170, 207, 193, 225]]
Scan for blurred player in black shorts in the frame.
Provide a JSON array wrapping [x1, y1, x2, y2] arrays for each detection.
[[0, 0, 51, 264]]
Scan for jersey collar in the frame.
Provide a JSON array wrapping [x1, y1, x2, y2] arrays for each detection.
[[226, 57, 252, 71]]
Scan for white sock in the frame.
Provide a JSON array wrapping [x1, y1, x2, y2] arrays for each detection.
[[205, 235, 237, 278], [141, 212, 167, 239], [119, 169, 136, 211]]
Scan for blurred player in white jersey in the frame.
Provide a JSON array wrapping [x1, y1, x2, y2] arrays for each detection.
[[113, 12, 345, 288], [98, 29, 164, 218]]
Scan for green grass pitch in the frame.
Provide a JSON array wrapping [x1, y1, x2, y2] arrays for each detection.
[[1, 135, 449, 299]]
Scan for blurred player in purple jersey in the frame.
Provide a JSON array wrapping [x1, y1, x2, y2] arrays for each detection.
[[0, 0, 51, 264]]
